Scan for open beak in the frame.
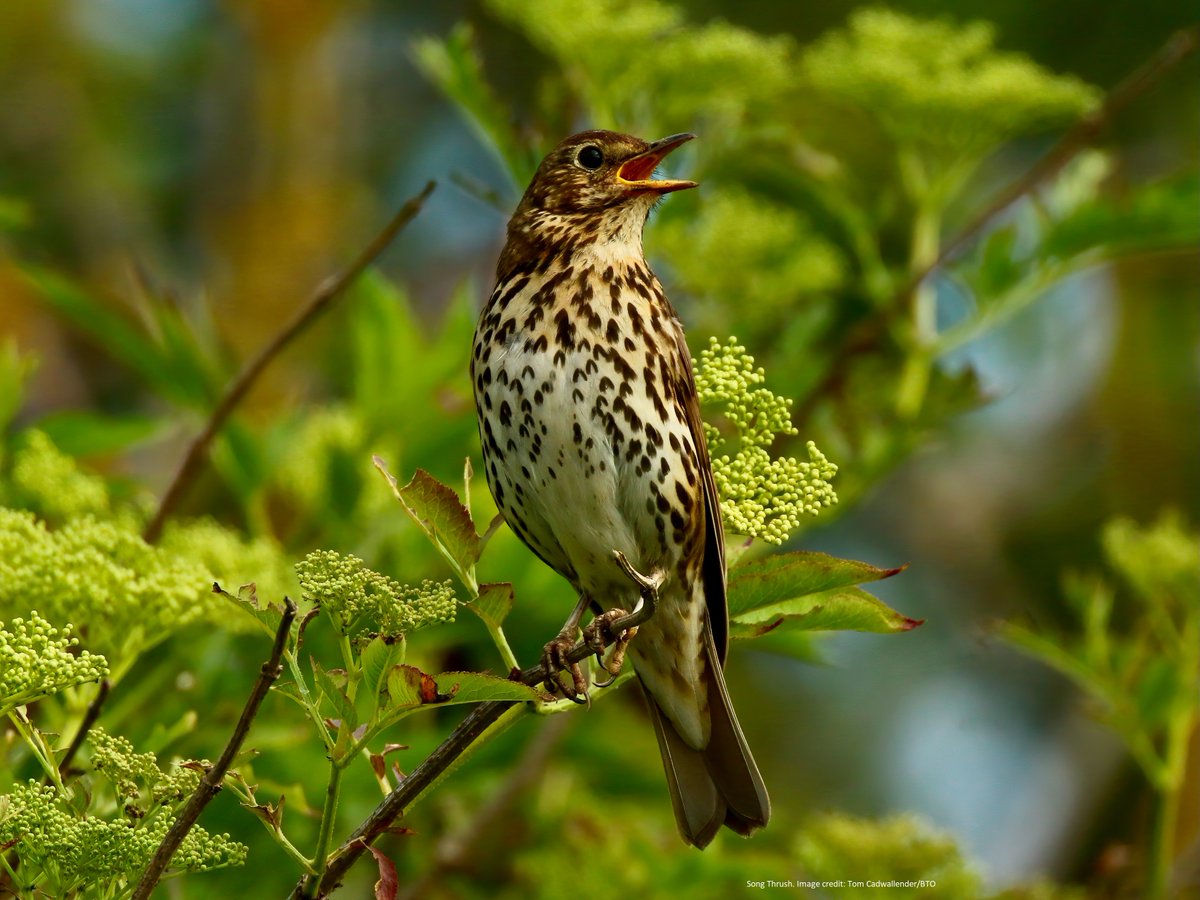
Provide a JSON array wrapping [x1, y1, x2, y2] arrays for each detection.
[[616, 133, 697, 194]]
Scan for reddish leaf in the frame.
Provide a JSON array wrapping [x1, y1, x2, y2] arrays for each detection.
[[363, 843, 399, 900], [374, 459, 481, 573]]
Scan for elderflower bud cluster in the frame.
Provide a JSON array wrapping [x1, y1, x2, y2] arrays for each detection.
[[0, 780, 246, 891], [3, 429, 110, 522], [90, 728, 162, 800], [0, 509, 215, 666], [295, 550, 456, 638], [800, 8, 1099, 161], [0, 612, 108, 714], [695, 337, 838, 544], [151, 761, 207, 805], [160, 517, 297, 613], [713, 442, 839, 546]]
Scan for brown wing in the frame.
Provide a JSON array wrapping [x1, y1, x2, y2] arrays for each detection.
[[670, 324, 729, 662]]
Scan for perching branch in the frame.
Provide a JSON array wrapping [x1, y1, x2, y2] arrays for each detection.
[[291, 553, 661, 898], [143, 182, 437, 544], [132, 597, 297, 900]]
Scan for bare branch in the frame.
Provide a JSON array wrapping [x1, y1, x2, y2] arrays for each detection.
[[132, 598, 297, 900], [143, 182, 437, 543], [57, 679, 110, 776]]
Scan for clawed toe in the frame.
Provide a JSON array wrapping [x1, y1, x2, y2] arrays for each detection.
[[582, 608, 638, 688], [541, 631, 589, 703]]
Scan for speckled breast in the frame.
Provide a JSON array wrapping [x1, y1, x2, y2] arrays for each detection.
[[471, 258, 706, 603]]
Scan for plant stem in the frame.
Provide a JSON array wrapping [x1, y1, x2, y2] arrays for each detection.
[[304, 759, 346, 898], [293, 563, 661, 897], [896, 170, 942, 420], [487, 622, 521, 673], [8, 710, 66, 794], [1147, 706, 1193, 899]]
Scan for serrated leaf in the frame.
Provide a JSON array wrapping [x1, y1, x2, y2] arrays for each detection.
[[727, 551, 904, 617], [375, 461, 481, 574], [212, 581, 282, 637], [412, 23, 534, 189], [731, 586, 922, 635], [469, 582, 514, 629], [431, 672, 543, 704]]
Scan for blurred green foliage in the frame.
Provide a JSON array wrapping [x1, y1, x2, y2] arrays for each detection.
[[0, 0, 1196, 897], [1003, 513, 1200, 899]]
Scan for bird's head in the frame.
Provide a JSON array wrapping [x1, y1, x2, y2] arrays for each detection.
[[504, 127, 696, 256], [498, 130, 696, 276], [518, 130, 697, 216]]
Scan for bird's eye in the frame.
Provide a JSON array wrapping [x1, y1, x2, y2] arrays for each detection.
[[576, 146, 604, 170]]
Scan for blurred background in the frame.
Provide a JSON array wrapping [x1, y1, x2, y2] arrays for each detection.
[[0, 1, 1197, 898]]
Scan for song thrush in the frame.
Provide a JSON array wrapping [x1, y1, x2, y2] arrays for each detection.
[[471, 130, 770, 848]]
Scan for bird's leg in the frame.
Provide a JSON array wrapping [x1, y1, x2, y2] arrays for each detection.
[[588, 551, 664, 688], [541, 592, 592, 704]]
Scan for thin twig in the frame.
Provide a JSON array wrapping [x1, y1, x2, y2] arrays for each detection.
[[57, 679, 110, 776], [132, 598, 297, 900], [292, 555, 661, 898], [143, 182, 437, 543], [891, 25, 1199, 306]]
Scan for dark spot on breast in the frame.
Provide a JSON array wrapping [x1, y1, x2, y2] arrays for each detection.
[[675, 480, 690, 505]]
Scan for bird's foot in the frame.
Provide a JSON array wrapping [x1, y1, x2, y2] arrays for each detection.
[[584, 608, 637, 688], [540, 629, 590, 705]]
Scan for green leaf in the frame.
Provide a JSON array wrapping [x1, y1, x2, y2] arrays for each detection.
[[361, 636, 404, 699], [34, 410, 165, 457], [731, 586, 922, 636], [727, 550, 904, 617], [312, 659, 357, 731], [212, 581, 284, 638], [971, 224, 1022, 299], [0, 342, 35, 432], [23, 266, 166, 384], [1043, 172, 1200, 263], [1136, 658, 1181, 729], [384, 664, 446, 714], [432, 672, 543, 704], [412, 23, 534, 188], [996, 622, 1102, 695], [375, 460, 481, 575], [380, 667, 540, 721], [468, 582, 514, 630]]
